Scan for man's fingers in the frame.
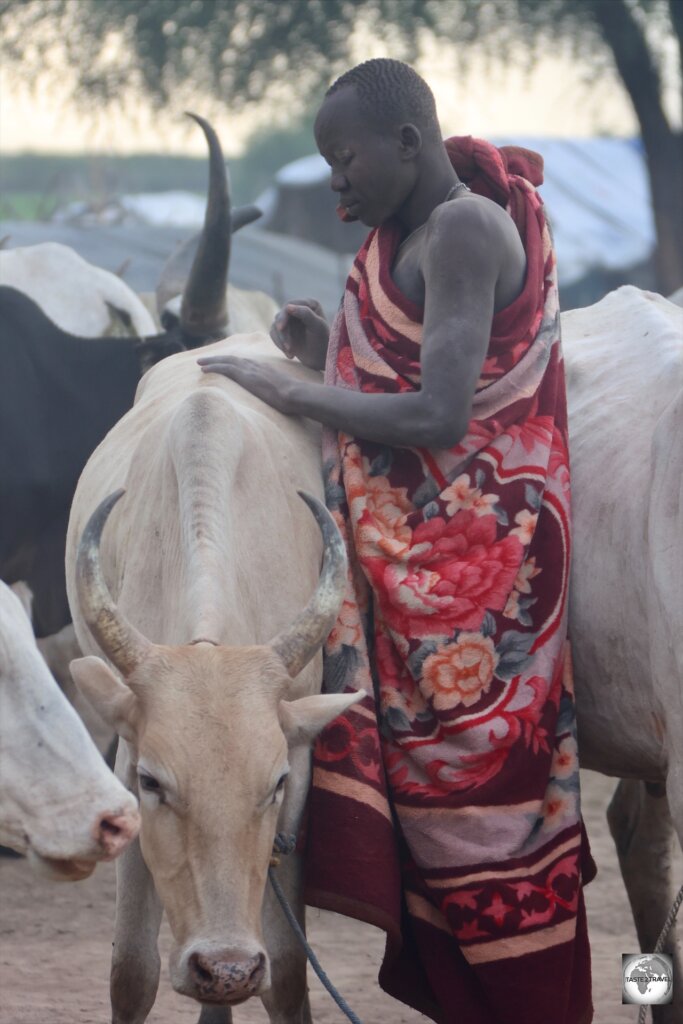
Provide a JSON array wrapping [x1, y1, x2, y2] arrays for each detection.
[[197, 356, 242, 375], [269, 323, 294, 357], [197, 355, 232, 365], [286, 303, 322, 329]]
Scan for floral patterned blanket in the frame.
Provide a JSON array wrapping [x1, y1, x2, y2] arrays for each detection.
[[303, 137, 594, 1024]]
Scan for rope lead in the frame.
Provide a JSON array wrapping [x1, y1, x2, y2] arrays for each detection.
[[269, 832, 364, 1024], [636, 880, 683, 1024]]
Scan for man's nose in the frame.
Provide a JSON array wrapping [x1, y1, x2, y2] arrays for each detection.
[[330, 171, 348, 193]]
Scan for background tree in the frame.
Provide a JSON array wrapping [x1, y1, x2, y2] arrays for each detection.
[[2, 0, 681, 291]]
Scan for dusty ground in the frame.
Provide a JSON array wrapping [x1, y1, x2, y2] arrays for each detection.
[[0, 770, 679, 1024]]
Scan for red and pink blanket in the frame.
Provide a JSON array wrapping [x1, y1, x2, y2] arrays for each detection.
[[304, 136, 595, 1024]]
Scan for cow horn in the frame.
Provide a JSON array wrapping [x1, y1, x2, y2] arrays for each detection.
[[270, 492, 347, 679], [180, 112, 230, 341], [75, 490, 153, 676]]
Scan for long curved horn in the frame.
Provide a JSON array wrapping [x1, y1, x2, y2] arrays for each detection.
[[76, 490, 153, 676], [270, 492, 347, 679], [180, 112, 230, 340], [156, 204, 261, 322]]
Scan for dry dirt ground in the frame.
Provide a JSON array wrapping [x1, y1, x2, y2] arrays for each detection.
[[1, 770, 680, 1024]]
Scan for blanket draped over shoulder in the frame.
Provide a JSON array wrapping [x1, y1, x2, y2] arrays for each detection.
[[303, 136, 595, 1024]]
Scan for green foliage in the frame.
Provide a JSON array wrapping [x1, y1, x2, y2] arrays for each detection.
[[0, 191, 62, 221], [0, 0, 436, 110], [2, 0, 673, 112]]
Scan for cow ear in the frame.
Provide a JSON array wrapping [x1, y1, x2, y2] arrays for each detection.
[[69, 656, 139, 742], [279, 691, 365, 745]]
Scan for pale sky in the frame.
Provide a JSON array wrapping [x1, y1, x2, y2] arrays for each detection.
[[0, 32, 678, 156]]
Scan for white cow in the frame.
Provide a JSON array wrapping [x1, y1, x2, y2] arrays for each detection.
[[0, 241, 156, 337], [10, 582, 112, 755], [0, 579, 139, 880], [65, 336, 360, 1022], [564, 285, 683, 1023]]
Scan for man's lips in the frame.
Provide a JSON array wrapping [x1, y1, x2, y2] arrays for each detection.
[[336, 200, 360, 223]]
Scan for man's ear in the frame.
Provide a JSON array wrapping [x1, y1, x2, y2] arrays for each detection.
[[69, 656, 139, 742], [279, 690, 365, 746], [398, 122, 422, 159]]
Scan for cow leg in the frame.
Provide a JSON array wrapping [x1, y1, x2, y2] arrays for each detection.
[[607, 778, 681, 1024], [110, 835, 163, 1024], [197, 1007, 233, 1023], [261, 853, 312, 1024]]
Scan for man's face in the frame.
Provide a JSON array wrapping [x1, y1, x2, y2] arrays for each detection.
[[314, 87, 415, 228]]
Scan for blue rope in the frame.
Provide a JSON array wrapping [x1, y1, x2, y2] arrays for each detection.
[[269, 833, 364, 1024]]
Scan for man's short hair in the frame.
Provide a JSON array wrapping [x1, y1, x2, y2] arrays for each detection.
[[326, 59, 441, 139]]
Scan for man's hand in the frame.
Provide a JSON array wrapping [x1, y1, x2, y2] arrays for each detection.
[[270, 299, 329, 371], [198, 355, 296, 415]]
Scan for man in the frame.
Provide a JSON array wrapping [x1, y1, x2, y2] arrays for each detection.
[[200, 58, 594, 1024]]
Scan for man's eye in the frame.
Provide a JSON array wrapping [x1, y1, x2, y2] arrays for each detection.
[[139, 773, 161, 794]]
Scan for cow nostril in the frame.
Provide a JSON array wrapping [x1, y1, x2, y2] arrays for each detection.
[[251, 952, 265, 978], [93, 810, 139, 855], [189, 953, 213, 984], [99, 818, 121, 838]]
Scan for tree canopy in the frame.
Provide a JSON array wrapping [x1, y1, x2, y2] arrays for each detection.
[[2, 0, 681, 289], [1, 1, 678, 114]]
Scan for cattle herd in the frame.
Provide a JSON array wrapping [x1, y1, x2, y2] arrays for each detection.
[[0, 114, 682, 1024]]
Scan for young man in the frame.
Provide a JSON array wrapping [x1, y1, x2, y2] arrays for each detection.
[[200, 59, 594, 1024]]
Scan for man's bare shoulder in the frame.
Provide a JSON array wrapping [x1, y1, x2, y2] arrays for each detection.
[[426, 192, 518, 253], [423, 192, 527, 311]]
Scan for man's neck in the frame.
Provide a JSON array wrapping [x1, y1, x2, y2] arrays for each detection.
[[397, 147, 459, 235]]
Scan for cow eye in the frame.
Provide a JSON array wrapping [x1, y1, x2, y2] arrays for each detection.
[[138, 772, 162, 794], [273, 772, 289, 801]]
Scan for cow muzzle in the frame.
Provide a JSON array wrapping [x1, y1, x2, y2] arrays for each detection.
[[174, 941, 269, 1004], [25, 799, 140, 881], [27, 849, 99, 881]]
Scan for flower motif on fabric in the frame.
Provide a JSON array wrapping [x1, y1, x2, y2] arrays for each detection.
[[326, 596, 365, 654], [511, 508, 538, 546], [370, 510, 524, 638], [540, 781, 578, 833], [356, 486, 415, 561], [551, 735, 579, 782], [421, 633, 499, 711], [503, 556, 542, 624], [316, 716, 355, 763], [377, 633, 431, 734], [441, 474, 498, 518]]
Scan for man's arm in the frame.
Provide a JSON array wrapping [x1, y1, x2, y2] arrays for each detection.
[[199, 203, 502, 448], [418, 200, 500, 445]]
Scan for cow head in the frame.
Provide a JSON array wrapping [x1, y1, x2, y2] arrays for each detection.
[[70, 490, 361, 1005], [0, 581, 140, 880]]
